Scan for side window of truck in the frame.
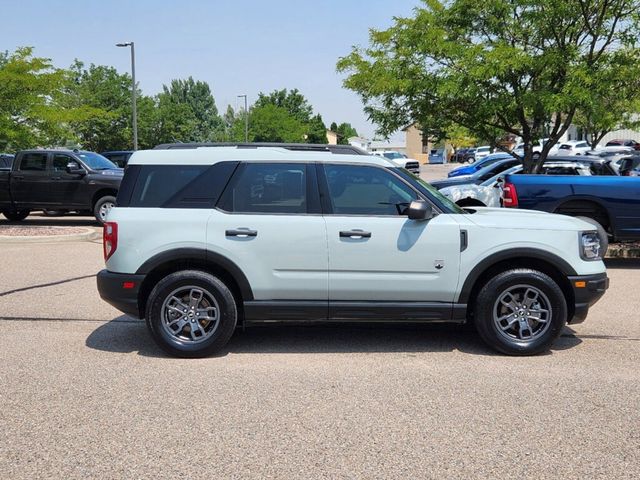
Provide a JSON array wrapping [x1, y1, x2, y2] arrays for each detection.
[[53, 154, 73, 172], [19, 153, 48, 171]]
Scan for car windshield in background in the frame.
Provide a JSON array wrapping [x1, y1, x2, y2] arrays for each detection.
[[77, 152, 118, 170], [383, 152, 405, 160]]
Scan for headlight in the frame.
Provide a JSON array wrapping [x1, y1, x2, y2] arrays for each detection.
[[580, 231, 601, 260]]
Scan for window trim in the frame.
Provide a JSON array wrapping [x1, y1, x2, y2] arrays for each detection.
[[316, 162, 442, 218], [216, 161, 320, 216]]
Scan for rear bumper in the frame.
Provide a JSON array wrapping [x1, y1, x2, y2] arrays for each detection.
[[567, 273, 609, 324], [97, 269, 145, 318]]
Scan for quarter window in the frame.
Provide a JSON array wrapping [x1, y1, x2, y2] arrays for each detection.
[[323, 164, 418, 216], [219, 163, 307, 214]]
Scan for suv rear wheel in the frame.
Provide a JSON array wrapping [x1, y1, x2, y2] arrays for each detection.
[[145, 270, 238, 357], [474, 269, 567, 355]]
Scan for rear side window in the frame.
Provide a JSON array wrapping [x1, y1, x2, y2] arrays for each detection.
[[19, 153, 48, 171], [218, 163, 308, 214], [125, 162, 238, 208]]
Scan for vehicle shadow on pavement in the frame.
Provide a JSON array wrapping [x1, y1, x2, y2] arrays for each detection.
[[605, 258, 640, 269], [85, 317, 582, 358], [10, 217, 100, 227]]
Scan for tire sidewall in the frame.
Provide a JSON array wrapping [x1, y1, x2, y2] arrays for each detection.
[[146, 271, 237, 357], [93, 196, 116, 225], [475, 269, 567, 355]]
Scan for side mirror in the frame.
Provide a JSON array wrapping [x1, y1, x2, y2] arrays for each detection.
[[493, 177, 505, 188], [407, 200, 433, 220], [66, 161, 86, 175]]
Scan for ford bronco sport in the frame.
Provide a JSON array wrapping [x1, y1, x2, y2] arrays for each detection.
[[97, 145, 608, 357]]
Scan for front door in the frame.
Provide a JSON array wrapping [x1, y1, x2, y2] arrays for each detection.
[[50, 153, 89, 208], [210, 162, 328, 306], [320, 163, 461, 304]]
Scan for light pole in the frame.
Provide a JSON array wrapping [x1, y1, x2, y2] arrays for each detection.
[[237, 94, 248, 142], [116, 42, 138, 150]]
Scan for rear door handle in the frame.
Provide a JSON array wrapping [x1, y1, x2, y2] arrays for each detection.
[[225, 228, 258, 238], [339, 229, 371, 239]]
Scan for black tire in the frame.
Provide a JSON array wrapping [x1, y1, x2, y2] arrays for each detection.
[[93, 195, 116, 225], [42, 209, 66, 217], [145, 270, 238, 358], [1, 209, 30, 221], [474, 269, 567, 355], [576, 216, 609, 257]]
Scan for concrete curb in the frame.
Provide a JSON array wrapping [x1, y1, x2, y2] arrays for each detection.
[[0, 228, 101, 244], [606, 245, 640, 259]]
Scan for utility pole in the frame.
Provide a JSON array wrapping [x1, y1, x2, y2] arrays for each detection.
[[237, 94, 248, 142], [116, 42, 138, 150]]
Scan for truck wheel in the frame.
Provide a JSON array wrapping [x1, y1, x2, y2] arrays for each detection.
[[575, 216, 609, 257], [93, 196, 116, 225], [1, 209, 30, 221], [474, 269, 567, 355], [145, 270, 238, 358]]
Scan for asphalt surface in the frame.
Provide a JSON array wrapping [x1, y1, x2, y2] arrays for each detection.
[[1, 167, 639, 479]]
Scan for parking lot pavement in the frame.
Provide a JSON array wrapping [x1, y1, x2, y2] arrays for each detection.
[[0, 240, 639, 479]]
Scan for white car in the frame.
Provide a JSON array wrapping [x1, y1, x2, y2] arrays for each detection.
[[374, 150, 420, 174], [97, 144, 608, 357], [550, 140, 593, 156], [474, 146, 492, 161], [512, 138, 549, 158]]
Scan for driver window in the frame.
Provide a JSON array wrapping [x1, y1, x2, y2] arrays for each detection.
[[324, 164, 418, 215], [53, 154, 73, 172]]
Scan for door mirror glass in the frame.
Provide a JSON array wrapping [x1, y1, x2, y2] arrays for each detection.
[[407, 200, 433, 220], [66, 161, 85, 175]]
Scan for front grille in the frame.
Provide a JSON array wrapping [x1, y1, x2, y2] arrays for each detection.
[[405, 161, 420, 170]]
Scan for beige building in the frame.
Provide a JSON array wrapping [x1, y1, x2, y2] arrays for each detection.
[[326, 130, 338, 145], [404, 125, 430, 164]]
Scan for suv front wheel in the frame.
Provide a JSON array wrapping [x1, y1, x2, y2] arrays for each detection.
[[474, 269, 567, 355], [146, 270, 238, 357]]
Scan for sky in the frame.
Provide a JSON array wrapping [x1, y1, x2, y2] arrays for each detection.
[[3, 0, 421, 140]]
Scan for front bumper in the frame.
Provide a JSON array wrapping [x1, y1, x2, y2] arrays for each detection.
[[97, 269, 146, 318], [567, 272, 609, 324]]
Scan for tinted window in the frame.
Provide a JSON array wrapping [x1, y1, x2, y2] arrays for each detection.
[[219, 163, 307, 214], [324, 164, 418, 216], [19, 153, 47, 171], [53, 154, 74, 172], [128, 162, 238, 208]]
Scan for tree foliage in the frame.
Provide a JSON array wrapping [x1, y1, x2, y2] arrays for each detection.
[[254, 88, 313, 124], [334, 122, 359, 144], [338, 0, 640, 172], [0, 48, 82, 151], [306, 114, 328, 144], [248, 104, 306, 143]]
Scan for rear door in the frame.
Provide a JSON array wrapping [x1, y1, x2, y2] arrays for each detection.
[[11, 152, 52, 207], [210, 162, 328, 307]]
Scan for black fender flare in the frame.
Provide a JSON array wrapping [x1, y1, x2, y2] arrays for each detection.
[[136, 248, 254, 300], [457, 248, 577, 303]]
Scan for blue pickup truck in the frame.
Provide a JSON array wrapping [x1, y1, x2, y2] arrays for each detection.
[[503, 174, 640, 241]]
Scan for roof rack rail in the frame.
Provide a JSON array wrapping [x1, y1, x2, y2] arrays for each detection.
[[152, 142, 369, 155]]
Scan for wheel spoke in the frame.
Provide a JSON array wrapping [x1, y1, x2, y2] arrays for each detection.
[[188, 289, 204, 308], [166, 304, 186, 316], [493, 284, 552, 343], [517, 318, 533, 339], [498, 315, 519, 331], [522, 288, 540, 309], [189, 321, 206, 340], [196, 307, 217, 322]]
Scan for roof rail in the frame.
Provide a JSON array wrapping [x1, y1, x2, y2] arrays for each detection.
[[152, 142, 369, 155]]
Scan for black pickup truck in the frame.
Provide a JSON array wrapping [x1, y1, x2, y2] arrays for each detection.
[[0, 150, 123, 224]]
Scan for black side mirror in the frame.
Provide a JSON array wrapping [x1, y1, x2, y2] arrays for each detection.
[[66, 161, 86, 175], [407, 200, 433, 220]]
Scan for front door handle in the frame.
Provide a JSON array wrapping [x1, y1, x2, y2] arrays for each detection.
[[225, 228, 258, 238], [12, 175, 24, 180], [339, 229, 371, 239]]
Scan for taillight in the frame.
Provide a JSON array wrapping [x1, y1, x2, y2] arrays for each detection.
[[502, 182, 519, 208], [103, 222, 118, 261]]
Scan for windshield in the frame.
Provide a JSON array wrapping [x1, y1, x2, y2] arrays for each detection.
[[383, 152, 405, 160], [77, 152, 118, 170], [394, 168, 465, 214]]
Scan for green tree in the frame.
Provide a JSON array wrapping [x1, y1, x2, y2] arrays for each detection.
[[330, 121, 338, 132], [335, 122, 358, 144], [337, 0, 640, 172], [153, 95, 199, 145], [306, 114, 328, 144], [64, 61, 139, 152], [254, 88, 313, 124], [248, 104, 306, 142], [158, 77, 223, 141], [0, 47, 82, 151]]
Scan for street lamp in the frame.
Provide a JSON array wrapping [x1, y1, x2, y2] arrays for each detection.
[[237, 94, 248, 142], [116, 42, 138, 150]]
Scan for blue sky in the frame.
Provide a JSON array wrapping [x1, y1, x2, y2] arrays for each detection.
[[4, 0, 421, 139]]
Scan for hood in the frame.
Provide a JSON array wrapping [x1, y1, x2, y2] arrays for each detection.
[[431, 176, 474, 189], [448, 166, 475, 177], [462, 207, 595, 232]]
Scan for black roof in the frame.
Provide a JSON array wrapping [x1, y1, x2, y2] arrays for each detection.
[[152, 142, 369, 155]]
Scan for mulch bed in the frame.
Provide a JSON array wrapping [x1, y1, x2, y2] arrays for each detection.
[[0, 226, 89, 236]]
